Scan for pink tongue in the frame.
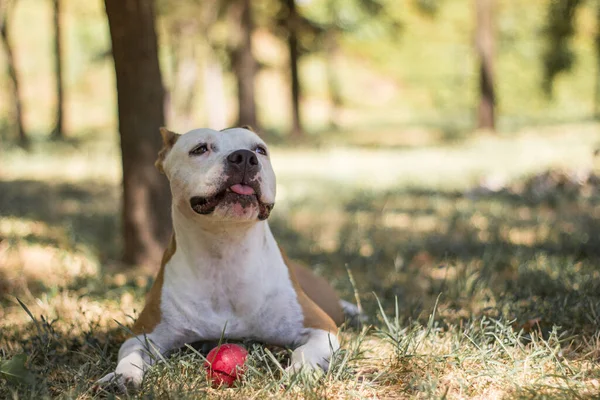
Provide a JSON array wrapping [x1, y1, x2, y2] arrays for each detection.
[[230, 184, 255, 195]]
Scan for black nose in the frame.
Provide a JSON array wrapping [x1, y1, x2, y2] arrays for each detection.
[[227, 149, 259, 171]]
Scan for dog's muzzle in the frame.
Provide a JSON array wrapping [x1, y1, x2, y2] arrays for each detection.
[[189, 149, 274, 220]]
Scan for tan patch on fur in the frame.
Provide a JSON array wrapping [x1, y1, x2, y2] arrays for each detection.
[[280, 248, 339, 333], [291, 262, 345, 326], [155, 127, 180, 174], [131, 235, 176, 335]]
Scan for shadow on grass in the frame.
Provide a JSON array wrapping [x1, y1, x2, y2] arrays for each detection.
[[0, 179, 120, 260], [270, 183, 600, 338], [260, 119, 473, 150]]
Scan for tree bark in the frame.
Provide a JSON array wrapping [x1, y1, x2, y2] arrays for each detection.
[[231, 0, 258, 129], [104, 0, 171, 267], [595, 1, 600, 119], [476, 0, 496, 131], [0, 1, 28, 148], [286, 0, 303, 137], [51, 0, 65, 138]]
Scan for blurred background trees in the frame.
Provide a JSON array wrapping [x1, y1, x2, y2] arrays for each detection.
[[1, 0, 27, 147], [1, 0, 600, 266]]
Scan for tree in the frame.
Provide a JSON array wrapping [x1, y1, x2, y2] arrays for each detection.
[[324, 29, 342, 129], [158, 0, 244, 130], [542, 0, 582, 96], [51, 0, 65, 139], [163, 17, 201, 128], [158, 1, 203, 129], [285, 0, 303, 137], [0, 0, 28, 147], [475, 0, 496, 131], [273, 0, 400, 134], [104, 0, 171, 267], [541, 0, 600, 117], [595, 2, 600, 118], [230, 0, 259, 129]]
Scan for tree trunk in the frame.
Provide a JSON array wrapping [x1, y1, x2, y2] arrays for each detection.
[[286, 0, 303, 137], [0, 1, 28, 148], [231, 0, 258, 129], [595, 51, 600, 119], [476, 0, 496, 131], [51, 0, 65, 139], [595, 1, 600, 119], [104, 0, 171, 267]]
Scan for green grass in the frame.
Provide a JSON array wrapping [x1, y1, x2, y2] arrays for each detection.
[[1, 124, 600, 398]]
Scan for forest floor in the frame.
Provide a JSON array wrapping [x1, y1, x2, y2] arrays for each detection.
[[1, 124, 600, 399]]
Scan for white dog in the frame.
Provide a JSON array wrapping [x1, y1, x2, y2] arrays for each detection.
[[97, 126, 352, 391]]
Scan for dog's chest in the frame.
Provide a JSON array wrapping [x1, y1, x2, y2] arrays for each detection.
[[161, 253, 305, 346]]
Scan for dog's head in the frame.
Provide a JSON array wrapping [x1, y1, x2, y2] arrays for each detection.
[[156, 126, 275, 222]]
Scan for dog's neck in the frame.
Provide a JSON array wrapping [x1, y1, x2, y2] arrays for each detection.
[[171, 206, 274, 266]]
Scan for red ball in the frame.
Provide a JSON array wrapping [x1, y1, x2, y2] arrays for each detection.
[[203, 343, 248, 387]]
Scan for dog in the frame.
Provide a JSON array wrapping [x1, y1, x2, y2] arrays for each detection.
[[97, 126, 355, 391]]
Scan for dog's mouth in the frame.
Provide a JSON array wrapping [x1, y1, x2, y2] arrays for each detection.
[[190, 183, 274, 220]]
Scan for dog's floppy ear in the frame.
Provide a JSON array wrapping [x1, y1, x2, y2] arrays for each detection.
[[241, 125, 254, 132], [155, 127, 180, 174]]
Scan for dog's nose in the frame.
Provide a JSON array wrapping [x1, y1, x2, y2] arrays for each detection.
[[227, 149, 259, 171]]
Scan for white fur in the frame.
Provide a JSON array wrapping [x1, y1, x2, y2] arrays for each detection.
[[97, 128, 337, 391], [288, 329, 340, 372], [96, 326, 175, 391], [160, 211, 305, 346], [163, 127, 276, 221]]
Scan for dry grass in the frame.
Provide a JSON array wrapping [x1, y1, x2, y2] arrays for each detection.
[[1, 124, 600, 399]]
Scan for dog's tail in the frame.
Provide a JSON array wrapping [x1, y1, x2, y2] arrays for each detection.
[[339, 300, 367, 327]]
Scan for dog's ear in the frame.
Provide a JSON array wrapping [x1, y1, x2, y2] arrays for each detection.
[[241, 125, 254, 132], [155, 127, 180, 174], [160, 127, 180, 148]]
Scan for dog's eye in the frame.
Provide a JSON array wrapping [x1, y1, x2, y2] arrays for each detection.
[[189, 144, 209, 156], [255, 146, 267, 156]]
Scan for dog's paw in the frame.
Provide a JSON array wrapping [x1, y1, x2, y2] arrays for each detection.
[[339, 300, 367, 327], [94, 369, 143, 393], [94, 372, 124, 393], [286, 346, 330, 374]]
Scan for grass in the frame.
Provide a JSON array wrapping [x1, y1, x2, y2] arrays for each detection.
[[1, 124, 600, 399]]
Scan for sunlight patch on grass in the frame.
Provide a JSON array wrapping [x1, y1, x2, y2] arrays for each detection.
[[0, 136, 121, 183], [272, 124, 599, 201]]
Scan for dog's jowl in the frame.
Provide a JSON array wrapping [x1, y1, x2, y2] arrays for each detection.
[[97, 127, 350, 391]]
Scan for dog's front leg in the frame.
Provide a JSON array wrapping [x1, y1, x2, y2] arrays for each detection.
[[288, 328, 339, 372], [96, 324, 187, 392]]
